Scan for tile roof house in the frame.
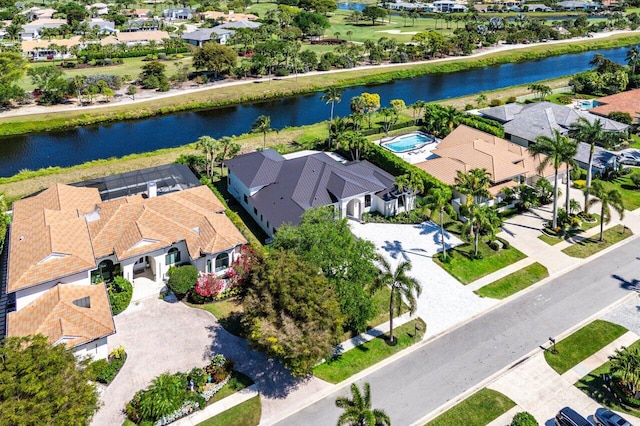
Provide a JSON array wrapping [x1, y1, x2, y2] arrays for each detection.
[[479, 102, 629, 147], [225, 150, 410, 237], [181, 28, 234, 46], [5, 177, 246, 359], [574, 142, 619, 175], [414, 125, 560, 208], [590, 89, 640, 122]]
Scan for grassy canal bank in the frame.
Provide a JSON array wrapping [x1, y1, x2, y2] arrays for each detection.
[[0, 33, 639, 137]]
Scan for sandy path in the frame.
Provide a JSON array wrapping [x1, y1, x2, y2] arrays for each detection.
[[1, 29, 636, 119]]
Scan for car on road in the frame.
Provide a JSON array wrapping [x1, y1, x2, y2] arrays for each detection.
[[555, 406, 592, 426], [618, 152, 640, 166], [594, 407, 633, 426]]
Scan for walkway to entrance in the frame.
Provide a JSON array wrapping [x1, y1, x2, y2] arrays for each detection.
[[132, 270, 165, 302]]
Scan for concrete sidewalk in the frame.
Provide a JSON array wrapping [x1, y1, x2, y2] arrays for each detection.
[[172, 385, 260, 426], [487, 331, 640, 426]]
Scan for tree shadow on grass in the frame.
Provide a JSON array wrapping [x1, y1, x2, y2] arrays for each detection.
[[204, 324, 309, 399]]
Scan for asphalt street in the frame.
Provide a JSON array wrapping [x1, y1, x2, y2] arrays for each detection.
[[275, 237, 640, 426]]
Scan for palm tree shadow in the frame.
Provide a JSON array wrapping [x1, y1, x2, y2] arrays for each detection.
[[612, 273, 640, 292], [382, 240, 410, 261], [204, 324, 308, 399]]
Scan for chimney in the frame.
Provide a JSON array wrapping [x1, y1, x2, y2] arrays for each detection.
[[147, 181, 157, 198]]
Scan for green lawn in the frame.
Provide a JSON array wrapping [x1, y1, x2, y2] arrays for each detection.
[[313, 318, 426, 383], [544, 319, 628, 375], [208, 371, 254, 405], [475, 262, 549, 299], [599, 170, 640, 211], [562, 225, 633, 258], [425, 388, 515, 426], [198, 395, 261, 426], [434, 240, 526, 285], [629, 134, 640, 150], [576, 339, 640, 418]]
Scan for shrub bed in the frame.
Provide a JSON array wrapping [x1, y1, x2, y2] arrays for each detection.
[[125, 354, 235, 425], [86, 346, 127, 385], [108, 276, 133, 315]]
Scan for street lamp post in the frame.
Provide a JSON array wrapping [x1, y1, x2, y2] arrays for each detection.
[[549, 337, 557, 354]]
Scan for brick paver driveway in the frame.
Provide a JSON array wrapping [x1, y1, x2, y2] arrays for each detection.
[[91, 297, 307, 426]]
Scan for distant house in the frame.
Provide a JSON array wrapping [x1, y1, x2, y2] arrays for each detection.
[[225, 150, 412, 237], [199, 10, 258, 23], [86, 2, 109, 16], [590, 89, 640, 123], [4, 165, 246, 359], [23, 7, 56, 21], [524, 3, 553, 11], [22, 36, 83, 60], [557, 0, 600, 10], [181, 28, 234, 46], [163, 7, 195, 20], [574, 142, 618, 176], [107, 30, 170, 46], [479, 102, 629, 147], [20, 19, 66, 41], [414, 125, 560, 211], [433, 0, 467, 12]]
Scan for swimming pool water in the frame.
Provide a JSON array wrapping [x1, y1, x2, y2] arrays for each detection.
[[383, 134, 432, 153]]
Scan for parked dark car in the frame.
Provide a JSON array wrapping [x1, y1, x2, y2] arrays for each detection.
[[594, 408, 633, 426], [555, 407, 592, 426]]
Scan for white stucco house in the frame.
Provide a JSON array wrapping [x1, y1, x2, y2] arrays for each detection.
[[4, 166, 246, 359], [225, 149, 414, 237]]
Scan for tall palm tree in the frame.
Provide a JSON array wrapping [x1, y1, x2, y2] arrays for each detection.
[[329, 116, 351, 150], [584, 181, 625, 242], [528, 130, 573, 229], [338, 131, 367, 161], [626, 45, 640, 75], [251, 115, 273, 150], [373, 257, 422, 344], [454, 168, 491, 207], [217, 136, 241, 176], [462, 205, 502, 257], [423, 186, 455, 260], [569, 117, 605, 213], [335, 382, 391, 426], [394, 172, 424, 212], [196, 135, 219, 180]]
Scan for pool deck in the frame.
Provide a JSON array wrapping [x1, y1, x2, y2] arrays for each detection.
[[378, 135, 440, 165]]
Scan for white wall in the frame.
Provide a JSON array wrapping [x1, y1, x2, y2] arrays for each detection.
[[227, 172, 274, 237], [73, 336, 109, 360], [15, 270, 90, 311]]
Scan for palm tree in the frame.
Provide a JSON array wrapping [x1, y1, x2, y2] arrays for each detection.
[[217, 136, 241, 176], [454, 168, 491, 207], [569, 117, 605, 213], [394, 172, 424, 212], [423, 186, 455, 260], [373, 257, 422, 344], [196, 135, 219, 180], [584, 181, 625, 242], [462, 205, 503, 257], [251, 115, 273, 150], [335, 382, 391, 426], [329, 116, 351, 150], [528, 130, 573, 229], [626, 45, 640, 75], [609, 346, 640, 397], [338, 131, 367, 161]]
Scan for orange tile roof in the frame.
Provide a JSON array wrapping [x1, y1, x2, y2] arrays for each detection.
[[591, 89, 640, 120], [415, 125, 557, 186], [8, 183, 246, 293], [7, 283, 115, 349]]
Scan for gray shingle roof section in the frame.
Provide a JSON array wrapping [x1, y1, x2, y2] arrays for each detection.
[[487, 102, 629, 143], [218, 21, 261, 29], [225, 149, 284, 189], [229, 150, 395, 229], [574, 142, 617, 170], [479, 103, 525, 123]]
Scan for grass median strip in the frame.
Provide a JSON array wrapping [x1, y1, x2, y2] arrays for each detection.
[[544, 320, 628, 375], [475, 262, 549, 299], [313, 318, 426, 384], [197, 395, 261, 426], [562, 225, 633, 258], [425, 388, 515, 426], [434, 242, 526, 285]]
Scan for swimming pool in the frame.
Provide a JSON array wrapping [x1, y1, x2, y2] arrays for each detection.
[[382, 132, 434, 153], [579, 99, 601, 109]]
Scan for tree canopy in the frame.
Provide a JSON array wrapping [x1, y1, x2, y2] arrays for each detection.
[[271, 207, 379, 333], [240, 249, 343, 376], [192, 42, 238, 78], [0, 52, 27, 106], [0, 335, 99, 425]]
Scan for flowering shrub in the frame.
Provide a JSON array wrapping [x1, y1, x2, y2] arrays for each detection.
[[227, 246, 258, 288], [194, 274, 224, 298]]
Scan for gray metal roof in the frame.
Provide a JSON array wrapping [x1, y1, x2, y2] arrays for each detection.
[[574, 142, 617, 170], [181, 27, 234, 42], [227, 150, 395, 229], [218, 21, 261, 29], [479, 103, 525, 123], [498, 102, 629, 143]]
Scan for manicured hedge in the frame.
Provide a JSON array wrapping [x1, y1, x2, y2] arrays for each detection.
[[108, 276, 133, 315], [458, 115, 505, 138]]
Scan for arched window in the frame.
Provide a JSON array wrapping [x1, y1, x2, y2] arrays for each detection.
[[215, 252, 229, 272], [165, 247, 181, 265]]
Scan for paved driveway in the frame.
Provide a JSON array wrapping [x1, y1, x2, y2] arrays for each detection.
[[91, 297, 316, 425], [349, 221, 498, 339]]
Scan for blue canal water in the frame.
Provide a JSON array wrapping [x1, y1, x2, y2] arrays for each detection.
[[0, 47, 629, 177]]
